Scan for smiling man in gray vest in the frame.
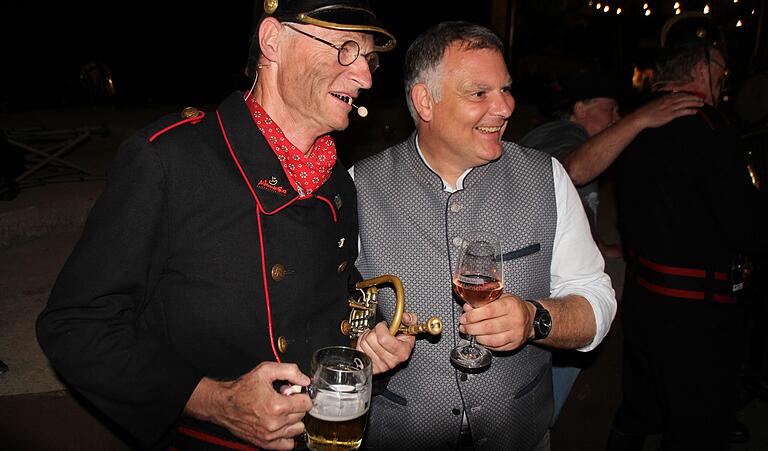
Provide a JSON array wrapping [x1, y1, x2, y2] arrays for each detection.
[[352, 22, 617, 450]]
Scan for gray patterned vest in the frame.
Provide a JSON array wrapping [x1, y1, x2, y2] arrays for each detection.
[[354, 134, 557, 451]]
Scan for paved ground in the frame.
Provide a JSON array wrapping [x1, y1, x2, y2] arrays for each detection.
[[1, 105, 766, 450]]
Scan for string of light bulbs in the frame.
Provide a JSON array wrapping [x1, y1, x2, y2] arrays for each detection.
[[584, 0, 756, 27]]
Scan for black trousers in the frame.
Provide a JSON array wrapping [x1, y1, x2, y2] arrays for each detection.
[[608, 280, 746, 451]]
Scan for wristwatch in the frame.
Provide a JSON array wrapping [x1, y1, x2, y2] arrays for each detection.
[[526, 299, 552, 341]]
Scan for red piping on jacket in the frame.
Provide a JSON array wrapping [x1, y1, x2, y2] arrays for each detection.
[[631, 272, 735, 303], [216, 110, 338, 362], [314, 196, 338, 223], [626, 250, 736, 304], [148, 112, 206, 142], [636, 255, 728, 280], [177, 426, 258, 450]]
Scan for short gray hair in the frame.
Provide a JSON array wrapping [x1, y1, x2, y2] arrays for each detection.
[[654, 41, 717, 86], [403, 21, 505, 123]]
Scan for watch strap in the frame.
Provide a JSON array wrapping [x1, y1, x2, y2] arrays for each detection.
[[525, 299, 551, 340]]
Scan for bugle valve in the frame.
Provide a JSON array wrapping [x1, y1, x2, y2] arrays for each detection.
[[340, 274, 442, 346]]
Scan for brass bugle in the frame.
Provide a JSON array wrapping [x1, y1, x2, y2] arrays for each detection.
[[340, 274, 443, 344]]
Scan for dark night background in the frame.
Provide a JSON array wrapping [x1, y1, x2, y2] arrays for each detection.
[[1, 1, 766, 128], [1, 3, 767, 449]]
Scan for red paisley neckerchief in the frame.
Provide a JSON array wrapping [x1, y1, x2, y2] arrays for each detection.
[[245, 95, 337, 197]]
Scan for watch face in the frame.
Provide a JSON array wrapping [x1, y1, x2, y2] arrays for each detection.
[[539, 311, 552, 335], [534, 310, 552, 339]]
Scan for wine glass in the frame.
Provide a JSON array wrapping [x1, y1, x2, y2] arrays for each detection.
[[450, 231, 504, 371]]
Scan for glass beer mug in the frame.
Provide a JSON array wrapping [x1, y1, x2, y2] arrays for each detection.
[[305, 346, 372, 451]]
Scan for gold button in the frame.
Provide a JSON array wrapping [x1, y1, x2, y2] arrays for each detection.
[[271, 264, 286, 281], [264, 0, 278, 14], [336, 261, 348, 274], [277, 336, 288, 353], [181, 106, 200, 119]]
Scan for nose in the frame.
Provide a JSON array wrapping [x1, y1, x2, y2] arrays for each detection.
[[493, 92, 515, 119], [349, 57, 373, 91]]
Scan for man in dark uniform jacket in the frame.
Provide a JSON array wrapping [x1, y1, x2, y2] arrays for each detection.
[[35, 1, 415, 449], [607, 15, 768, 451]]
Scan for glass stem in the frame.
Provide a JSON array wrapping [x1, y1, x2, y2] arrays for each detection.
[[468, 335, 477, 348]]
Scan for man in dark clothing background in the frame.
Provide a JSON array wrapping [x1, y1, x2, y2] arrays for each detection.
[[606, 15, 768, 451], [520, 73, 702, 422]]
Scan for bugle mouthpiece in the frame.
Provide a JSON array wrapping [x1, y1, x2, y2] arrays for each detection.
[[398, 316, 443, 336]]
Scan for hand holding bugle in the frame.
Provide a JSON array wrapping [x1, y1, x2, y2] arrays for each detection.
[[341, 275, 442, 345]]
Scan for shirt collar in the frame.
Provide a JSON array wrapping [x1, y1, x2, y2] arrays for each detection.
[[415, 133, 472, 193]]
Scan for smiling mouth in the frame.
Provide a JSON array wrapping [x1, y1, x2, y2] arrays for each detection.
[[330, 92, 353, 105], [476, 126, 503, 133]]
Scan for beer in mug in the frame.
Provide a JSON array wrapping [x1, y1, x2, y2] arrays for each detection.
[[305, 347, 371, 451]]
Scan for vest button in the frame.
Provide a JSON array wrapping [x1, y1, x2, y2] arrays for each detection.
[[450, 203, 462, 212], [451, 408, 461, 415], [452, 236, 464, 247], [181, 106, 201, 119], [337, 261, 348, 273], [460, 373, 468, 381], [277, 336, 288, 353], [271, 264, 286, 281]]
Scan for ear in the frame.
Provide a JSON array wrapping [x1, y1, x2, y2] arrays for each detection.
[[572, 100, 587, 120], [411, 83, 434, 122], [258, 17, 282, 63]]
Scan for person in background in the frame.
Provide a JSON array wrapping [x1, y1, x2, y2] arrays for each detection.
[[35, 1, 414, 449], [519, 72, 703, 422], [352, 21, 617, 450], [606, 15, 768, 451], [521, 73, 622, 259]]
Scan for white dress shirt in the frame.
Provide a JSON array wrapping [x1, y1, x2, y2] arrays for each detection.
[[349, 137, 616, 352]]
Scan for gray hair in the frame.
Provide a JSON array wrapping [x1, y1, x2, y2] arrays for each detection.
[[654, 41, 717, 86], [403, 21, 505, 123]]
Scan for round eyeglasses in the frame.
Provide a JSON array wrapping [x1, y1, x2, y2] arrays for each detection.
[[284, 24, 380, 73]]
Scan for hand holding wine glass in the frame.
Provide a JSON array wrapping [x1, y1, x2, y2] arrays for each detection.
[[450, 231, 503, 371]]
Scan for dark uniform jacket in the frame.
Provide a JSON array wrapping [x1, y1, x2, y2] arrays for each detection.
[[36, 92, 359, 448], [616, 102, 768, 293], [612, 99, 768, 451]]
